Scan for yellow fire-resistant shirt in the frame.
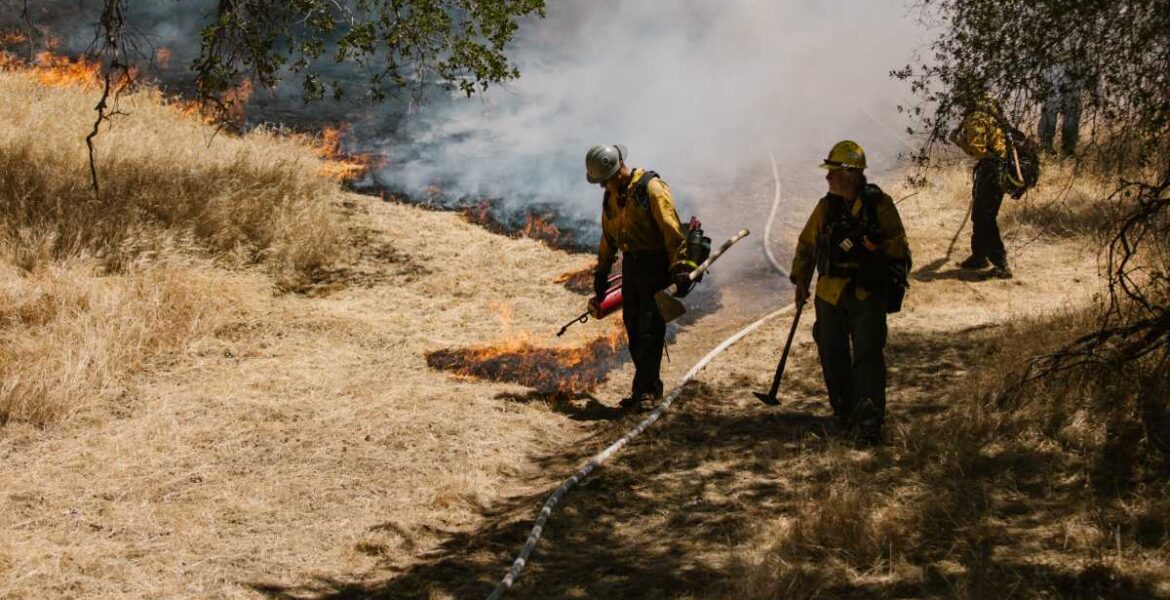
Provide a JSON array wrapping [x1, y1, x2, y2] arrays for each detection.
[[952, 109, 1007, 160], [597, 168, 688, 271], [790, 189, 910, 306]]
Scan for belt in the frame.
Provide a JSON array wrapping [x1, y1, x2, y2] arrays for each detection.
[[623, 248, 667, 260]]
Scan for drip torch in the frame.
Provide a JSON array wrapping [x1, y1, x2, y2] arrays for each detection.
[[555, 273, 622, 337], [554, 217, 736, 336]]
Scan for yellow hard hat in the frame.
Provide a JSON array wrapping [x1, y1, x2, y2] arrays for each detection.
[[819, 140, 867, 171]]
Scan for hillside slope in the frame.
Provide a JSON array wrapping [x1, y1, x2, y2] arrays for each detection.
[[4, 68, 1161, 600]]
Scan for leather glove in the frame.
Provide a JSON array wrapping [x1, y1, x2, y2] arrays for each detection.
[[593, 269, 610, 303], [795, 282, 810, 306], [671, 263, 696, 298]]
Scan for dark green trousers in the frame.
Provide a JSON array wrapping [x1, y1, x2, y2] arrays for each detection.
[[813, 287, 888, 429], [621, 249, 670, 399]]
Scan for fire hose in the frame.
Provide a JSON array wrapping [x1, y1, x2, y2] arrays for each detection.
[[485, 156, 794, 599]]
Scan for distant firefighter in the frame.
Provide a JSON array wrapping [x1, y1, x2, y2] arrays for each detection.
[[790, 141, 910, 446], [949, 97, 1040, 279], [585, 144, 696, 411], [1038, 66, 1083, 156]]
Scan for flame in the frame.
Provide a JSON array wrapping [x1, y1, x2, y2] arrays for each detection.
[[463, 199, 494, 228], [426, 322, 627, 397], [555, 263, 601, 294], [0, 46, 133, 92], [221, 77, 253, 123], [31, 51, 102, 88], [521, 213, 566, 244], [1, 30, 28, 45], [155, 47, 172, 69], [312, 124, 383, 181]]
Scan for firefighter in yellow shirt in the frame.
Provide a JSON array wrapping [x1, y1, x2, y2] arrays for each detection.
[[950, 97, 1013, 278], [586, 144, 695, 410], [790, 141, 909, 445]]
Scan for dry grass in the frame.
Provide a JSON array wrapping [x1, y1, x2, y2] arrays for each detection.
[[0, 69, 347, 426], [0, 62, 604, 597], [0, 72, 342, 277], [0, 255, 234, 425], [729, 308, 1169, 599]]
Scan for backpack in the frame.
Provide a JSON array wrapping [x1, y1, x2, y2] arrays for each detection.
[[621, 171, 710, 268], [955, 107, 1042, 198], [861, 186, 912, 313], [999, 124, 1041, 198]]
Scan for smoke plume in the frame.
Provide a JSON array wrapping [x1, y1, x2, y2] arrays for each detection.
[[356, 0, 925, 231]]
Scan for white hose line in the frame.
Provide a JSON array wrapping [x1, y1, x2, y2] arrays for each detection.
[[763, 152, 792, 281], [484, 305, 794, 600], [486, 156, 794, 600]]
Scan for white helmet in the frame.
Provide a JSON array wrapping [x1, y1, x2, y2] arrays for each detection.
[[585, 144, 627, 184]]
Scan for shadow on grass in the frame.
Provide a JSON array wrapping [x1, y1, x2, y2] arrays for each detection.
[[494, 390, 626, 422], [912, 257, 995, 283], [248, 324, 1167, 600]]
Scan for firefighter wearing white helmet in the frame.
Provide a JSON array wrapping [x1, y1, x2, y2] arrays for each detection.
[[789, 140, 910, 445], [585, 144, 693, 411]]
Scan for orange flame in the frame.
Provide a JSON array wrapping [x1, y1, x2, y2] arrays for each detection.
[[522, 213, 563, 242], [555, 263, 601, 294], [1, 30, 28, 45], [0, 50, 18, 71], [0, 46, 136, 92], [221, 77, 253, 123], [31, 51, 102, 88], [312, 124, 382, 181], [155, 47, 172, 69], [427, 321, 627, 397]]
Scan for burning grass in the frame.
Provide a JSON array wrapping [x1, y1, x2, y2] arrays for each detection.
[[461, 198, 594, 253], [0, 46, 104, 89], [426, 326, 627, 397], [313, 124, 385, 182], [555, 262, 600, 294]]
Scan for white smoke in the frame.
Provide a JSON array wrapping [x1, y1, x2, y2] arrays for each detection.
[[364, 0, 926, 225]]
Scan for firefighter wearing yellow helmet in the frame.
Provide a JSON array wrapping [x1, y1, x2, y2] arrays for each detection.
[[789, 140, 910, 445], [585, 144, 694, 411]]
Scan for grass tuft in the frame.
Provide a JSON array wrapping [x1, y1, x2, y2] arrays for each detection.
[[0, 70, 345, 425]]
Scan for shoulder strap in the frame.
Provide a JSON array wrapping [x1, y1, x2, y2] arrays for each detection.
[[862, 184, 883, 226], [633, 170, 659, 211]]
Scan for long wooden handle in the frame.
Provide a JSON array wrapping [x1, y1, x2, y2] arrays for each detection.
[[660, 228, 751, 296]]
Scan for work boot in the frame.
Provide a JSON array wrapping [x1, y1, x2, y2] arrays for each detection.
[[992, 262, 1013, 279], [855, 398, 883, 447], [859, 425, 882, 447], [833, 409, 854, 432], [620, 392, 658, 412], [959, 255, 989, 270]]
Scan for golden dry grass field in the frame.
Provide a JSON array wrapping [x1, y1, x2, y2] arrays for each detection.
[[1, 67, 1166, 600]]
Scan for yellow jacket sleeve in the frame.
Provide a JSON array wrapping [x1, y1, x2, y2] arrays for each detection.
[[597, 198, 618, 273], [646, 178, 688, 267], [790, 198, 826, 285]]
